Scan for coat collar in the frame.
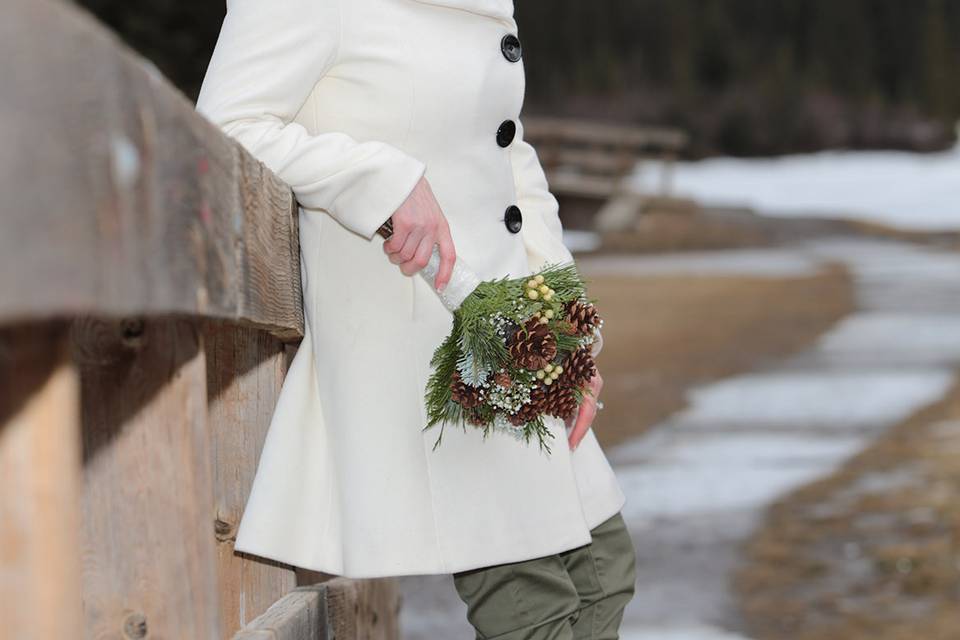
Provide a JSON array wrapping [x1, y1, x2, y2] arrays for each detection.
[[409, 0, 514, 21]]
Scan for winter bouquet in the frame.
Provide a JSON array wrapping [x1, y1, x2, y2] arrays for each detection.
[[377, 218, 603, 453]]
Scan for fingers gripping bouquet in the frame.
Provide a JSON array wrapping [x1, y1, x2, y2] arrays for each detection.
[[377, 218, 603, 454]]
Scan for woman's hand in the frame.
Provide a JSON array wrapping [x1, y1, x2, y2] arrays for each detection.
[[567, 371, 603, 451], [383, 176, 456, 291]]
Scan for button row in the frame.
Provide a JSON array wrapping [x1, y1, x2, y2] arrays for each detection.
[[500, 34, 522, 234]]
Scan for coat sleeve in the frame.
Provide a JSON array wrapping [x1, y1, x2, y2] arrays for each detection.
[[195, 0, 426, 240]]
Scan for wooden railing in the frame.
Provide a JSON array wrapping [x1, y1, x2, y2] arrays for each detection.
[[0, 1, 397, 638]]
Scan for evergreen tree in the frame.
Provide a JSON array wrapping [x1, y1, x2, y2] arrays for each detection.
[[79, 0, 960, 156]]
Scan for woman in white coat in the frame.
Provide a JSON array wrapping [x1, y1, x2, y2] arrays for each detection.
[[197, 0, 636, 635]]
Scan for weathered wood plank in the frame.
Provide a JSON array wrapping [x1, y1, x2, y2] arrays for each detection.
[[536, 148, 639, 177], [203, 322, 299, 636], [75, 317, 222, 639], [0, 322, 84, 640], [0, 0, 303, 340], [325, 579, 400, 640], [232, 579, 399, 640], [231, 585, 328, 640], [548, 174, 622, 199]]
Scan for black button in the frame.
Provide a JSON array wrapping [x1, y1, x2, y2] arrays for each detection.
[[496, 120, 516, 147], [501, 34, 522, 63], [504, 205, 523, 233]]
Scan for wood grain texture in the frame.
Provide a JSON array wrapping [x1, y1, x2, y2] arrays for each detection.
[[75, 317, 222, 640], [203, 321, 298, 636], [0, 323, 84, 640], [1, 2, 401, 637], [325, 578, 400, 640], [231, 585, 327, 640], [232, 579, 400, 640], [0, 0, 303, 340]]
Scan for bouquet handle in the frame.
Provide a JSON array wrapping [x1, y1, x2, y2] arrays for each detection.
[[376, 216, 480, 312]]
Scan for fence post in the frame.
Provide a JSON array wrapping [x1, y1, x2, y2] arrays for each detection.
[[0, 323, 84, 640]]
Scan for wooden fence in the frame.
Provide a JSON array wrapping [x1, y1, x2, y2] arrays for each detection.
[[523, 117, 689, 231], [0, 1, 397, 638]]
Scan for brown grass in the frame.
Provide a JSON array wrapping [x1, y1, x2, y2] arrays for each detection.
[[736, 379, 960, 640], [599, 210, 774, 253], [586, 263, 855, 448], [596, 210, 960, 255]]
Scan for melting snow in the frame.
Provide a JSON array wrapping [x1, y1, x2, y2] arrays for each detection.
[[633, 144, 960, 231]]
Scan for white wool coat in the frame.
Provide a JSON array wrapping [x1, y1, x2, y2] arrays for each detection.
[[196, 0, 626, 578]]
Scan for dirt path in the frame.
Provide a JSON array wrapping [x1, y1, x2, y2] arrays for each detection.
[[611, 239, 960, 639], [398, 239, 960, 639]]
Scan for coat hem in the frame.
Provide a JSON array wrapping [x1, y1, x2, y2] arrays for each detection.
[[233, 492, 627, 579]]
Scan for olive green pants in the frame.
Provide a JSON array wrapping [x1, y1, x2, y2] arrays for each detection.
[[452, 511, 636, 640]]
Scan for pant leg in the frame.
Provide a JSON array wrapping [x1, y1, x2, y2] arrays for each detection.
[[452, 552, 581, 640], [560, 511, 637, 640]]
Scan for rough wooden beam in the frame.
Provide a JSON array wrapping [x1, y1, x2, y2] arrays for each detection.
[[75, 317, 222, 639], [231, 585, 329, 640], [324, 578, 400, 640], [0, 322, 84, 640], [524, 116, 689, 152], [232, 579, 400, 640], [548, 174, 621, 200], [0, 0, 303, 341], [536, 148, 639, 176], [203, 322, 298, 635]]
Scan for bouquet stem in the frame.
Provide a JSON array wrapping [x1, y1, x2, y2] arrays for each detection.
[[376, 218, 479, 311]]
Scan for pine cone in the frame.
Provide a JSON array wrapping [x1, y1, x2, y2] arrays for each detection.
[[564, 301, 600, 337], [558, 347, 597, 390], [493, 371, 513, 388], [464, 407, 487, 427], [450, 371, 483, 409], [507, 405, 535, 426], [543, 384, 579, 420], [508, 318, 557, 370]]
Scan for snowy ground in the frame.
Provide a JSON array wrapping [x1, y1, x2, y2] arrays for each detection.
[[631, 145, 960, 232], [398, 239, 960, 639]]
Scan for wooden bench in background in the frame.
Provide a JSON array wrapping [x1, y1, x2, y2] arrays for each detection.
[[1, 1, 397, 638], [523, 116, 694, 233]]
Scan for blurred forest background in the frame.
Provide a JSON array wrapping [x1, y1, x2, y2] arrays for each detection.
[[79, 0, 960, 157]]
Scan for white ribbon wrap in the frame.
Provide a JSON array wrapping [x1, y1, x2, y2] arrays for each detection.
[[418, 244, 481, 312]]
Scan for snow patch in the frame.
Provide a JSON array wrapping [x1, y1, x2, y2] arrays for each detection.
[[577, 248, 821, 278], [633, 145, 960, 231], [670, 369, 955, 429], [615, 433, 864, 518]]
